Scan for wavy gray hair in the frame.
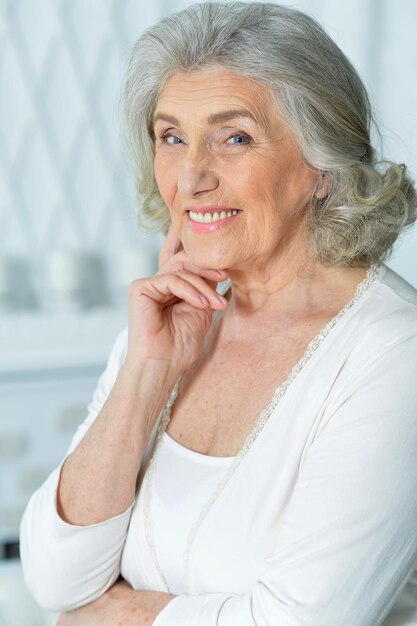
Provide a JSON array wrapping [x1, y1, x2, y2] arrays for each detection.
[[120, 1, 416, 267]]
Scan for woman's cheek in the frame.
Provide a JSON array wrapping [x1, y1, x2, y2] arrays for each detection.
[[155, 157, 179, 203]]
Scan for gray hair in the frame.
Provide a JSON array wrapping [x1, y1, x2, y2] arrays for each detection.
[[120, 1, 417, 267]]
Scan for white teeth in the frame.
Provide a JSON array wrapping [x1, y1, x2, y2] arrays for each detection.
[[189, 210, 240, 223]]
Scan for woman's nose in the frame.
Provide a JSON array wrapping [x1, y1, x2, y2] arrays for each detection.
[[177, 148, 219, 197]]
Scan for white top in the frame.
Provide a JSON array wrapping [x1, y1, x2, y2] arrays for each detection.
[[20, 263, 417, 626], [152, 432, 234, 596]]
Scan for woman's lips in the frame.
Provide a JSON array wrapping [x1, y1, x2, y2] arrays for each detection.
[[185, 210, 241, 233]]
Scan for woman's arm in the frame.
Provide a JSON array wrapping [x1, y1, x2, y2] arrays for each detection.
[[20, 226, 228, 614], [57, 579, 176, 626], [56, 356, 175, 526], [20, 329, 178, 612]]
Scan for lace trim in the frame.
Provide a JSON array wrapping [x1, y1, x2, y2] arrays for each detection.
[[142, 263, 382, 594]]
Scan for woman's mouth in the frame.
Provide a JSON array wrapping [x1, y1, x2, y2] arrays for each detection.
[[186, 209, 242, 233]]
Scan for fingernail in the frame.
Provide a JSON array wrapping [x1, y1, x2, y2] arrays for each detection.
[[200, 295, 210, 305], [216, 270, 227, 276], [217, 295, 228, 304]]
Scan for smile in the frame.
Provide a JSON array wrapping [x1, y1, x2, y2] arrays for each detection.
[[188, 209, 239, 223], [186, 209, 242, 233]]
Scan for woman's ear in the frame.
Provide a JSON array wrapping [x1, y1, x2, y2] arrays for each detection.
[[315, 171, 332, 199]]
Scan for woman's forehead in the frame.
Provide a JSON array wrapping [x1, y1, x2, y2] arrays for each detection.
[[154, 68, 279, 130]]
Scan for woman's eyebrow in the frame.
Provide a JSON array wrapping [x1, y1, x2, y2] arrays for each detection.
[[153, 108, 259, 126]]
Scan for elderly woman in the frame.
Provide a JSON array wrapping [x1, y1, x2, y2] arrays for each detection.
[[20, 2, 417, 625]]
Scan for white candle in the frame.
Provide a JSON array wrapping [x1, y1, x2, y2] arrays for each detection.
[[49, 250, 85, 293]]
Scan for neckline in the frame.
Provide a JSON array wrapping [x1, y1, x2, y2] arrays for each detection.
[[143, 262, 383, 596], [168, 263, 382, 453], [162, 430, 236, 463]]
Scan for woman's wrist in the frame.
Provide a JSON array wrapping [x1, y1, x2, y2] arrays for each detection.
[[117, 357, 180, 440]]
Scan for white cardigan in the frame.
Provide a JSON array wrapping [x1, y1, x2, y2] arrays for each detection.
[[20, 263, 417, 625]]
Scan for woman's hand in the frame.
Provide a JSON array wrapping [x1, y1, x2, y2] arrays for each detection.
[[57, 579, 175, 626], [125, 223, 229, 376]]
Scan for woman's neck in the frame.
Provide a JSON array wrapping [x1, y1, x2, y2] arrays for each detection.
[[216, 263, 370, 342]]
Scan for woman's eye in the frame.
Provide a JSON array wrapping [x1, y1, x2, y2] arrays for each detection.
[[161, 133, 182, 145], [227, 134, 251, 145]]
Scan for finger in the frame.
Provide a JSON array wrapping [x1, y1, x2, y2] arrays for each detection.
[[160, 249, 229, 282], [170, 270, 229, 307], [132, 274, 227, 309], [159, 223, 183, 268]]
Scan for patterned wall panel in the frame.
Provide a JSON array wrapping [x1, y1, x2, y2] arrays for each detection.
[[0, 0, 166, 311]]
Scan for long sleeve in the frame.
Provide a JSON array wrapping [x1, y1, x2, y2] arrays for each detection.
[[154, 331, 417, 626], [19, 327, 133, 613]]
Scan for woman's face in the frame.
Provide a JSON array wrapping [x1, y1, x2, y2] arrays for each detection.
[[153, 67, 321, 271]]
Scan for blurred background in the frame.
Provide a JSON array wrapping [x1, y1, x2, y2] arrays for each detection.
[[0, 0, 416, 623]]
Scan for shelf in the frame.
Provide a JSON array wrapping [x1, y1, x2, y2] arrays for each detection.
[[0, 307, 127, 377]]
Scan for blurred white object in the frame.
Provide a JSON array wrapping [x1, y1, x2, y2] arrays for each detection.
[[0, 257, 14, 313], [112, 244, 159, 305], [121, 244, 158, 281], [0, 559, 57, 625], [44, 250, 88, 311]]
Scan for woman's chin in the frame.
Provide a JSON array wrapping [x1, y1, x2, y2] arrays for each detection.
[[185, 248, 234, 270]]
